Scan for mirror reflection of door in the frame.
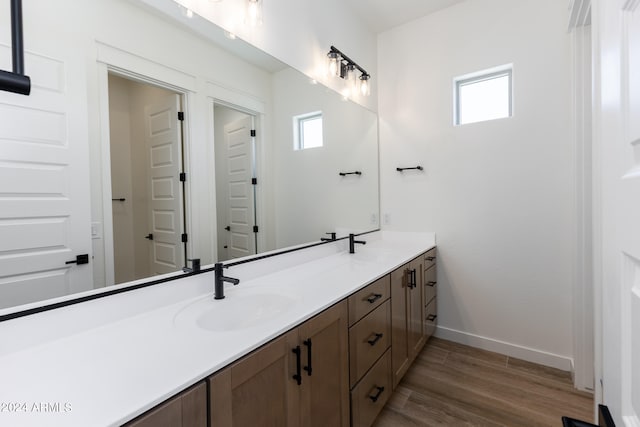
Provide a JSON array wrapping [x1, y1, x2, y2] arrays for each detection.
[[108, 74, 187, 284], [214, 105, 258, 261]]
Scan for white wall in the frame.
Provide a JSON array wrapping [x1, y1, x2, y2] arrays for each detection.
[[378, 0, 576, 369], [271, 68, 379, 248], [108, 75, 136, 284]]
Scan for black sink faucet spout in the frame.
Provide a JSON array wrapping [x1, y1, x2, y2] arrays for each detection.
[[214, 262, 240, 300], [321, 232, 337, 242], [349, 233, 366, 254]]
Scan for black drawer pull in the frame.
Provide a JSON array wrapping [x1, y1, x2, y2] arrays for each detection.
[[367, 333, 383, 346], [303, 339, 312, 376], [366, 293, 382, 304], [427, 314, 437, 322], [368, 386, 385, 403], [425, 256, 435, 261], [292, 346, 302, 385], [427, 281, 437, 287]]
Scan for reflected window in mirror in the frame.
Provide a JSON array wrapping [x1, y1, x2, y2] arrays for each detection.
[[294, 111, 323, 150]]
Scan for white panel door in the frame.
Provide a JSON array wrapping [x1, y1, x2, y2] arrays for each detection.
[[144, 95, 185, 275], [596, 0, 640, 424], [0, 47, 92, 309], [224, 116, 256, 259]]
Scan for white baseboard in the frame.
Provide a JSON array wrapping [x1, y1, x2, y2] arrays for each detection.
[[434, 326, 574, 372]]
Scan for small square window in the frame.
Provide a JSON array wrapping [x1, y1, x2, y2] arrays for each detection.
[[454, 66, 512, 125], [293, 112, 323, 150]]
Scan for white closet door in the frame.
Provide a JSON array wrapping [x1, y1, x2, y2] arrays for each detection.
[[145, 94, 185, 275], [596, 0, 640, 424], [0, 47, 92, 309]]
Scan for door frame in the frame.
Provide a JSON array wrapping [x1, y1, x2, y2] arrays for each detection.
[[569, 4, 596, 393], [96, 42, 195, 287], [206, 83, 266, 262]]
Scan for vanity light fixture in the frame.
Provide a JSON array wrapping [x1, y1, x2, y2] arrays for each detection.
[[246, 0, 263, 26], [326, 46, 371, 97]]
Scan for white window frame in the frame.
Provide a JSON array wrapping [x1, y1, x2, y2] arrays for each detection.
[[293, 111, 323, 150], [454, 65, 513, 126]]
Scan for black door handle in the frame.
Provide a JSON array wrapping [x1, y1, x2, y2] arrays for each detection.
[[292, 346, 302, 385], [65, 254, 89, 265], [144, 234, 153, 240], [224, 226, 231, 231], [303, 339, 312, 376]]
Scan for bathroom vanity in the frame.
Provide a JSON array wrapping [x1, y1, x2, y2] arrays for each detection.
[[0, 232, 436, 427]]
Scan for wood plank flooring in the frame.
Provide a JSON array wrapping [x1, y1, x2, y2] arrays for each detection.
[[374, 337, 593, 426]]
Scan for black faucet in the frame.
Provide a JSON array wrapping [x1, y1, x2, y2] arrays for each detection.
[[183, 258, 201, 273], [321, 232, 337, 242], [214, 262, 240, 300], [349, 233, 366, 254]]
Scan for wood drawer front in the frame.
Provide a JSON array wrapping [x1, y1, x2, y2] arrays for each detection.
[[125, 381, 207, 427], [424, 264, 437, 306], [350, 349, 392, 427], [348, 275, 390, 326], [349, 300, 391, 386], [425, 299, 437, 339], [423, 247, 436, 270]]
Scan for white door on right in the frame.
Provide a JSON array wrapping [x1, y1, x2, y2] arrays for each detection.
[[144, 94, 185, 275], [224, 115, 256, 259], [596, 0, 640, 424]]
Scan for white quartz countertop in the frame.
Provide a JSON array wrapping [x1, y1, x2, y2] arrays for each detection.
[[0, 231, 435, 426]]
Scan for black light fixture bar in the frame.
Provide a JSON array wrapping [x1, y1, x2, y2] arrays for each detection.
[[0, 0, 31, 95], [329, 46, 369, 78]]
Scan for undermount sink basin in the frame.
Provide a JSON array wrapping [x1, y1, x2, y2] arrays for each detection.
[[174, 290, 298, 332], [350, 250, 391, 264]]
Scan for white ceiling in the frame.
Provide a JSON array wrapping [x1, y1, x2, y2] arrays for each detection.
[[346, 0, 467, 33]]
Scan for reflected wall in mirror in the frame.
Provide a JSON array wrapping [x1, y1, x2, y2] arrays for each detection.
[[0, 0, 379, 313]]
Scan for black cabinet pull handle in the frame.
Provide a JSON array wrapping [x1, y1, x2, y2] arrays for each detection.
[[368, 386, 385, 403], [427, 281, 437, 287], [292, 346, 302, 385], [367, 333, 383, 346], [426, 256, 435, 261], [366, 293, 382, 304], [427, 314, 437, 322], [407, 269, 417, 288], [303, 339, 312, 376]]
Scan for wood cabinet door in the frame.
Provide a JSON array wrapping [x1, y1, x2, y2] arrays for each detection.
[[408, 257, 426, 361], [209, 330, 300, 427], [390, 264, 409, 389], [297, 301, 350, 427], [125, 381, 206, 427]]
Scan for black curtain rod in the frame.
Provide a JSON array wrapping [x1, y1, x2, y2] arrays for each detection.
[[0, 0, 31, 95]]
